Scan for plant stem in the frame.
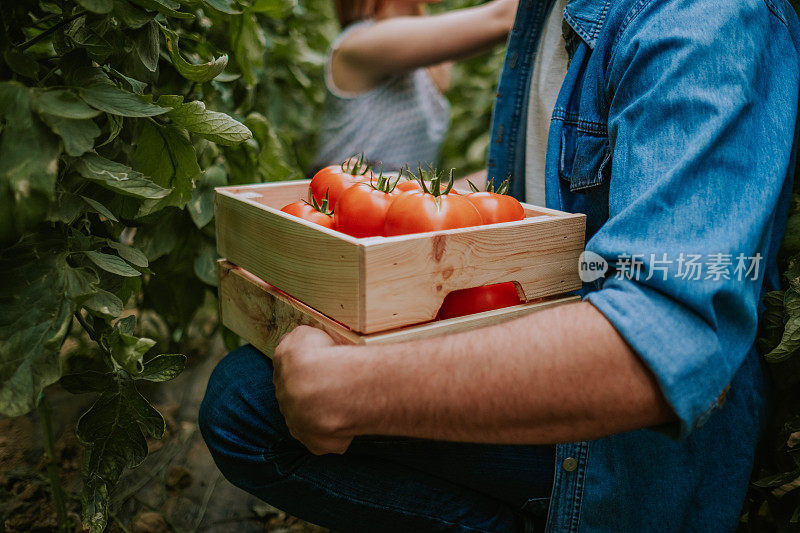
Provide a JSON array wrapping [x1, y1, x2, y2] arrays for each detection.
[[18, 10, 85, 51], [39, 394, 71, 532], [74, 310, 97, 341], [74, 311, 115, 369]]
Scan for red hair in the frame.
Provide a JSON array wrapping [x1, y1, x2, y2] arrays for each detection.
[[335, 0, 387, 26]]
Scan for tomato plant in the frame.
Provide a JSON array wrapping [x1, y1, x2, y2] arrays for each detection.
[[384, 166, 482, 236], [0, 1, 338, 531], [335, 168, 400, 237]]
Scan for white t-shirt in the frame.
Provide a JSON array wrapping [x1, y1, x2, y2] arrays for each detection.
[[525, 0, 569, 206]]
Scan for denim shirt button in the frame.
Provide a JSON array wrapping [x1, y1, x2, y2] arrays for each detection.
[[562, 457, 578, 472]]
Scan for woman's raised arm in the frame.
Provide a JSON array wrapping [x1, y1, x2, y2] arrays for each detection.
[[333, 0, 518, 91]]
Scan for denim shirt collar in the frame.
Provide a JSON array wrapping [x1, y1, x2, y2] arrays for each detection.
[[563, 0, 612, 48]]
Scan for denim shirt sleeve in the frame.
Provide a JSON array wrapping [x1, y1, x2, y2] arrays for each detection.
[[584, 0, 800, 439]]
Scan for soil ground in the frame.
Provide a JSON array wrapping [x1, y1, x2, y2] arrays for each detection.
[[0, 335, 329, 533]]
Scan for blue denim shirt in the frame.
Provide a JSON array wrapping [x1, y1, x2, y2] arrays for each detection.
[[488, 0, 800, 530]]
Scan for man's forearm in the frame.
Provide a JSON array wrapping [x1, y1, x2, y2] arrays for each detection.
[[334, 301, 676, 444]]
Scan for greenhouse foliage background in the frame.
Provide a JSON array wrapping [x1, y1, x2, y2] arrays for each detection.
[[0, 0, 799, 531]]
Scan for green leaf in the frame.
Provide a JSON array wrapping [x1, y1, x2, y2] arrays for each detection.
[[0, 82, 61, 244], [81, 196, 119, 222], [75, 0, 114, 14], [164, 99, 252, 146], [754, 469, 800, 488], [244, 112, 302, 181], [116, 315, 136, 336], [782, 211, 800, 257], [73, 153, 170, 200], [81, 477, 109, 533], [203, 0, 243, 14], [135, 21, 161, 72], [3, 49, 40, 79], [767, 289, 800, 363], [230, 13, 266, 87], [78, 82, 168, 117], [133, 122, 200, 215], [759, 290, 786, 354], [85, 250, 141, 277], [128, 0, 194, 18], [113, 0, 155, 28], [39, 113, 101, 157], [76, 380, 161, 483], [162, 27, 228, 83], [144, 252, 204, 326], [188, 165, 226, 228], [82, 289, 124, 318], [98, 113, 123, 148], [104, 67, 149, 95], [136, 354, 186, 382], [48, 191, 86, 224], [60, 371, 114, 394], [248, 0, 294, 17], [0, 238, 96, 416], [107, 241, 149, 267], [194, 241, 218, 286], [108, 332, 155, 374], [132, 209, 181, 261]]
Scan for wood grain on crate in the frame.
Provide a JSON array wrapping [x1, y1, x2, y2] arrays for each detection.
[[216, 184, 362, 328], [359, 215, 584, 332], [215, 180, 586, 334], [218, 260, 580, 357]]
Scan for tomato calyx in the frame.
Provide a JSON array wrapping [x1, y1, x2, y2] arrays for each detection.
[[406, 163, 455, 198], [341, 152, 371, 177], [364, 164, 401, 194], [467, 176, 512, 195], [304, 190, 334, 216]]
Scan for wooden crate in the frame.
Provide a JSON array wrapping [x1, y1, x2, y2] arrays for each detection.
[[218, 260, 580, 356], [215, 180, 586, 334]]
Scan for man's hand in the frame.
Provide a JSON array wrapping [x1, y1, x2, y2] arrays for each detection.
[[272, 326, 355, 455]]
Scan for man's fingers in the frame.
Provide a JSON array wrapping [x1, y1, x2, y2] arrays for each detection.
[[302, 436, 352, 456], [294, 325, 337, 348], [274, 325, 336, 360]]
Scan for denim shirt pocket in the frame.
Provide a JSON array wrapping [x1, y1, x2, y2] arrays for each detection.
[[559, 126, 612, 192]]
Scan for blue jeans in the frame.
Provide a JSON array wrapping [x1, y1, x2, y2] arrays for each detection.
[[199, 345, 555, 532]]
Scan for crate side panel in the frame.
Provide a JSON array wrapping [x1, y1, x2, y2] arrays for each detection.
[[218, 261, 361, 357], [361, 295, 580, 345], [360, 215, 585, 333], [220, 261, 579, 353], [219, 180, 311, 210], [216, 192, 361, 327]]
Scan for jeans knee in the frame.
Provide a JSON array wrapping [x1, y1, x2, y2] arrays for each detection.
[[199, 345, 307, 490]]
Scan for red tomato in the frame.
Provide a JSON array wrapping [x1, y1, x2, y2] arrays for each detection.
[[464, 192, 525, 224], [438, 282, 521, 320], [335, 182, 399, 238], [280, 201, 335, 229], [383, 191, 482, 236], [396, 180, 458, 194], [309, 166, 366, 210]]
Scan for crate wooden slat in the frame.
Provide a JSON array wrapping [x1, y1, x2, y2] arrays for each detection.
[[216, 180, 586, 334], [218, 260, 580, 356]]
